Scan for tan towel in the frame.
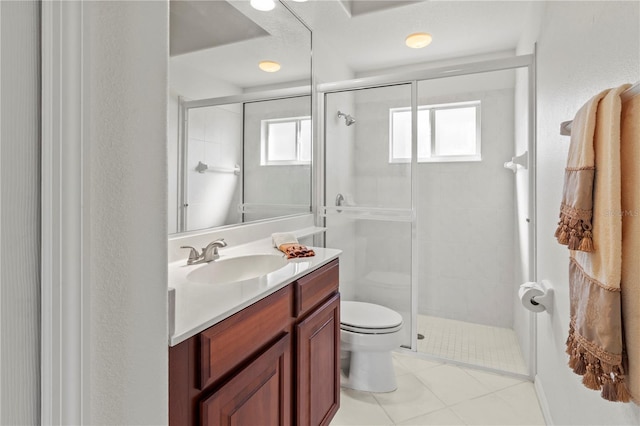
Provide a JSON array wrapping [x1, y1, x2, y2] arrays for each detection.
[[621, 90, 640, 404], [554, 89, 609, 251], [563, 84, 631, 402], [271, 233, 315, 259]]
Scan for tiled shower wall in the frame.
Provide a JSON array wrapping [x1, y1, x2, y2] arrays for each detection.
[[350, 75, 517, 329], [350, 84, 413, 347], [416, 83, 515, 328], [186, 105, 243, 230], [325, 90, 359, 302]]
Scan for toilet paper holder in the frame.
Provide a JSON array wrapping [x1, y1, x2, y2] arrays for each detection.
[[520, 280, 554, 314]]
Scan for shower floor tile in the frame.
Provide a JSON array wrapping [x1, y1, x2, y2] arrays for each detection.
[[416, 315, 528, 375]]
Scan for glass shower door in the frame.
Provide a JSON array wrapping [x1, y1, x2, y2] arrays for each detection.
[[322, 84, 414, 348], [414, 68, 532, 375]]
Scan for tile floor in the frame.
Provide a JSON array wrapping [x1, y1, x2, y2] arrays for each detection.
[[417, 315, 528, 375], [330, 352, 545, 426]]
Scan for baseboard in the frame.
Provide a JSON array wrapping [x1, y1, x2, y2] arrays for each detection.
[[534, 375, 554, 425]]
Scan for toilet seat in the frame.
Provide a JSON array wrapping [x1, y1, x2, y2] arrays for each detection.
[[340, 301, 403, 334]]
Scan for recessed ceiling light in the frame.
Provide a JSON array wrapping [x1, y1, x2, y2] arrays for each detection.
[[259, 61, 281, 73], [405, 32, 433, 49], [250, 0, 275, 12]]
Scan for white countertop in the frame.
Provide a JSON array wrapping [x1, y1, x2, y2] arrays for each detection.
[[168, 237, 341, 346]]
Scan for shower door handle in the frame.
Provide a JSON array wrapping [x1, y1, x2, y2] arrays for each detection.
[[335, 193, 345, 213]]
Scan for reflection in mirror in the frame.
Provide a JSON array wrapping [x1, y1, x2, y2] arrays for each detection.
[[243, 97, 311, 222], [183, 103, 244, 231], [179, 96, 311, 232], [168, 0, 312, 234]]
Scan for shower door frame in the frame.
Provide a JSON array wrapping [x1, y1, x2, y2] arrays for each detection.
[[316, 54, 537, 378]]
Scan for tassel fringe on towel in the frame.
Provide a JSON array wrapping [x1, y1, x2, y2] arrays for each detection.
[[566, 321, 631, 402], [554, 205, 594, 252]]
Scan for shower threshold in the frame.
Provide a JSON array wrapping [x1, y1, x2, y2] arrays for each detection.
[[416, 314, 528, 375]]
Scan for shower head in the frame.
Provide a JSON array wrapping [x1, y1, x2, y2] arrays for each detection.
[[337, 110, 356, 126]]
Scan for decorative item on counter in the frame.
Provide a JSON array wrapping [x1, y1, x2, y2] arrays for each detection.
[[272, 232, 315, 259]]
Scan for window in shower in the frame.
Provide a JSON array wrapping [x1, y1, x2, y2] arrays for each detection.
[[389, 100, 481, 163], [260, 116, 311, 165]]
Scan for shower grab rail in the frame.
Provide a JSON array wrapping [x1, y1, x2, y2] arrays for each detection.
[[195, 161, 241, 175], [238, 203, 311, 214], [320, 205, 414, 222]]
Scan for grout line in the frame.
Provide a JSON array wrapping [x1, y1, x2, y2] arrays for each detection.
[[336, 341, 540, 425], [373, 371, 449, 425], [370, 390, 398, 425], [396, 406, 468, 426]]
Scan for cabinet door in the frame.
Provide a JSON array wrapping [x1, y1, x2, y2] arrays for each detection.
[[296, 293, 340, 426], [201, 333, 291, 426]]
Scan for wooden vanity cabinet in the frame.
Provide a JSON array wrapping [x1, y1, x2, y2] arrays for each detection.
[[169, 259, 340, 426], [201, 333, 292, 426], [296, 294, 340, 426]]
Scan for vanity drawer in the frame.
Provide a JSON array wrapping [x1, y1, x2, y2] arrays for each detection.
[[294, 259, 339, 317], [199, 285, 293, 390]]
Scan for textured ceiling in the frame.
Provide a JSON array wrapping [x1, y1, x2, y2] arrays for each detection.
[[170, 0, 269, 56], [169, 0, 533, 92], [170, 0, 312, 90], [339, 0, 422, 17], [288, 0, 533, 75]]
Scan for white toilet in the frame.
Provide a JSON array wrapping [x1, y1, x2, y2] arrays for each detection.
[[340, 301, 404, 393]]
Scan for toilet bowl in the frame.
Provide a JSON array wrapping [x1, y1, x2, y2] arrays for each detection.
[[340, 301, 403, 393]]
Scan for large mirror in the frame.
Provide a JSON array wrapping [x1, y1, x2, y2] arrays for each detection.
[[168, 0, 312, 234]]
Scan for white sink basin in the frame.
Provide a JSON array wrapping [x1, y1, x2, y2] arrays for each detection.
[[185, 254, 288, 285]]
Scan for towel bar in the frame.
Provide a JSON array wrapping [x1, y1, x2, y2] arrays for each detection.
[[195, 161, 240, 175], [560, 81, 639, 136]]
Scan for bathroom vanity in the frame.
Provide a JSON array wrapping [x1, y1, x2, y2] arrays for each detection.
[[169, 256, 340, 426]]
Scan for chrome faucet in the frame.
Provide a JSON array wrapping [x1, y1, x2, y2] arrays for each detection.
[[181, 238, 227, 265], [202, 239, 227, 262]]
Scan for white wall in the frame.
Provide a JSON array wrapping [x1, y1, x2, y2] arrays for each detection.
[[0, 1, 40, 423], [170, 60, 242, 100], [355, 50, 517, 79], [534, 1, 640, 424], [313, 38, 354, 85], [84, 2, 168, 424]]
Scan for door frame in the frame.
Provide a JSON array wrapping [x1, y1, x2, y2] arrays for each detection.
[[41, 1, 91, 423]]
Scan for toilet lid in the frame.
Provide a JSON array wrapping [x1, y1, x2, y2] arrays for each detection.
[[341, 301, 403, 333]]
